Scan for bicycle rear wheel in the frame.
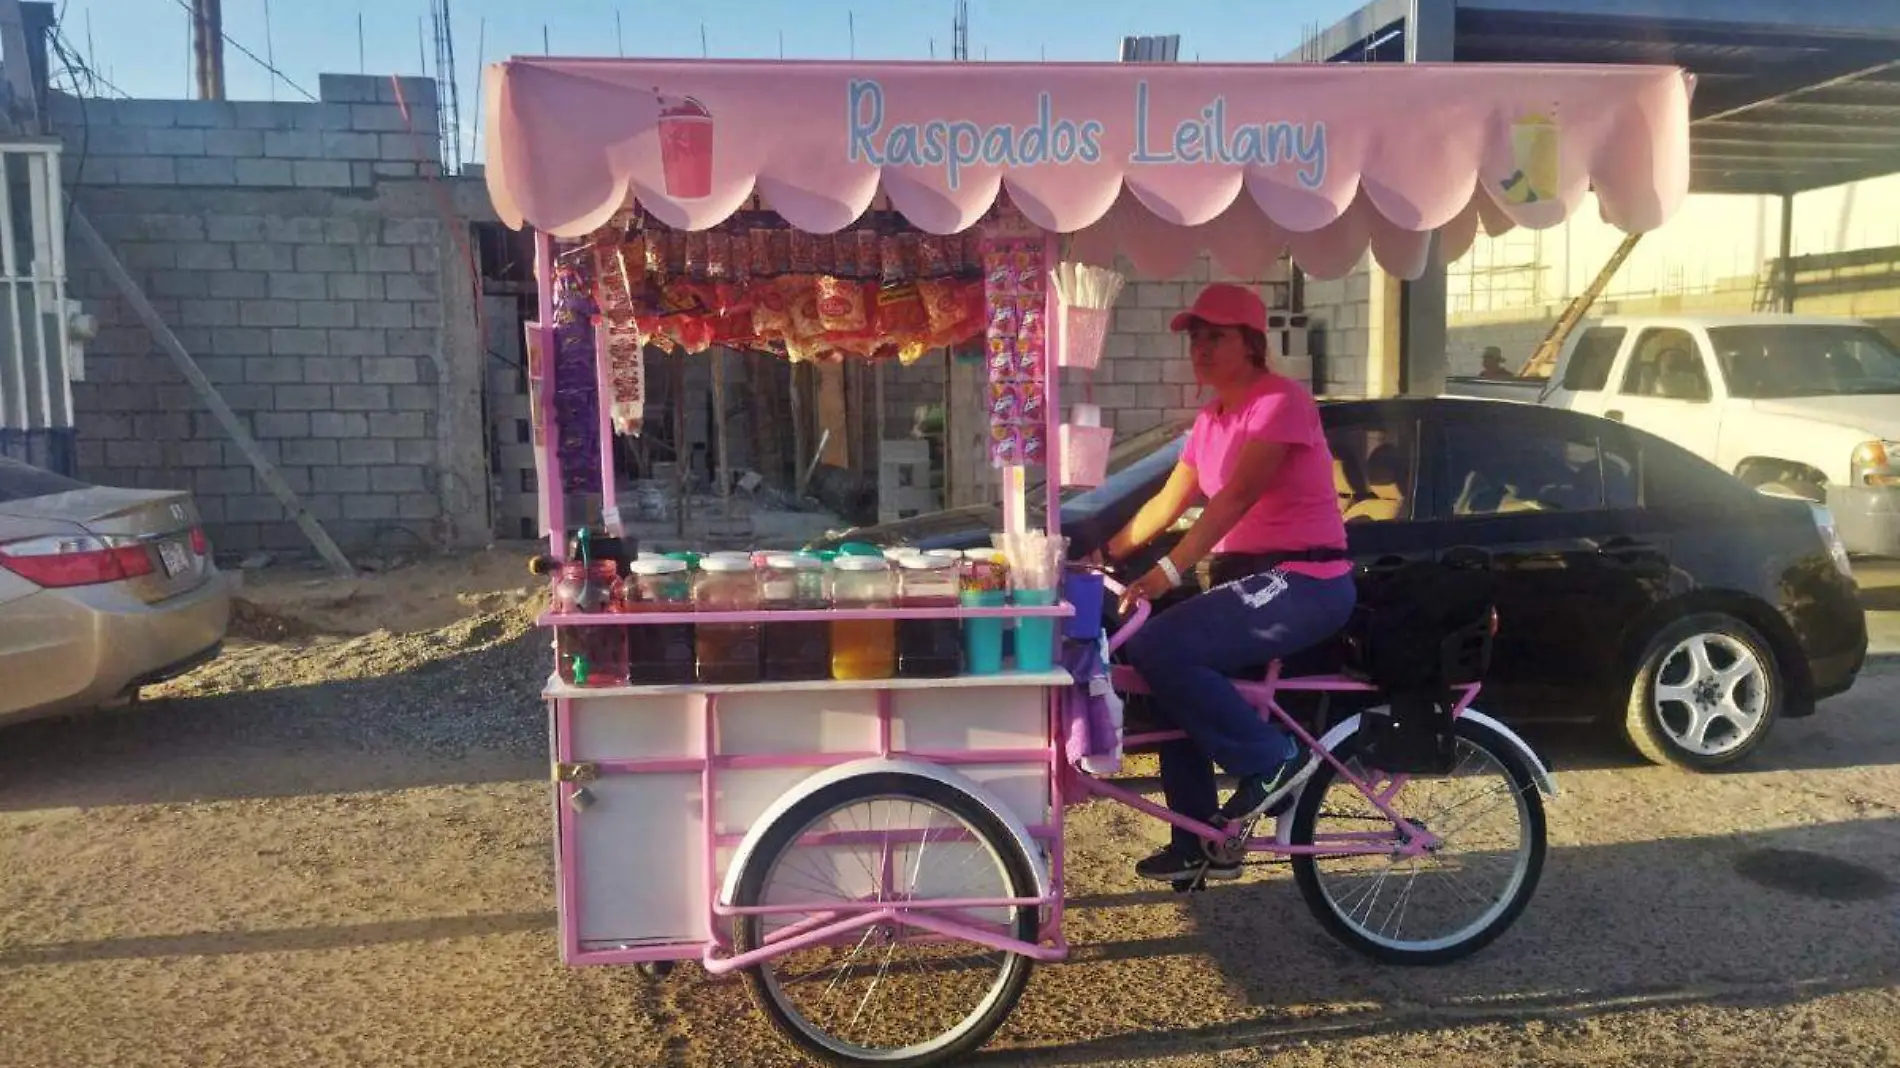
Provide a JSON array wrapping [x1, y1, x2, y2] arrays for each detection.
[[731, 771, 1039, 1068], [1288, 717, 1546, 965]]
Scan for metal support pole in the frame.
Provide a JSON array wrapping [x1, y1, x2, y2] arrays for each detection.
[[1779, 192, 1797, 313], [1398, 0, 1453, 396]]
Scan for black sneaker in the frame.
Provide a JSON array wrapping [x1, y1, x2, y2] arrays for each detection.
[[1134, 844, 1241, 883], [1217, 757, 1302, 825]]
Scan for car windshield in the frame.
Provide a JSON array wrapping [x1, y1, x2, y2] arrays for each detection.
[[1711, 324, 1900, 399], [1057, 430, 1187, 522], [0, 457, 88, 504]]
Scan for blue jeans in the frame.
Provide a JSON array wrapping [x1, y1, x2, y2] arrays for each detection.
[[1125, 569, 1357, 852]]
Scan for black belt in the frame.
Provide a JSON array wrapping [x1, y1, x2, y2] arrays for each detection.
[[1201, 548, 1351, 588]]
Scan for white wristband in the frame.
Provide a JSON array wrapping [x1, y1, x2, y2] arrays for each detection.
[[1156, 557, 1183, 588]]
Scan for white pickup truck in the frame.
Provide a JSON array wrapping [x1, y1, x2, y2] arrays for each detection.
[[1448, 313, 1900, 556]]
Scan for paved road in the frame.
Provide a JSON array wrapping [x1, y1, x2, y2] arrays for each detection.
[[0, 572, 1895, 1068]]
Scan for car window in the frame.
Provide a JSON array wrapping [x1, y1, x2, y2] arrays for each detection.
[[1561, 327, 1626, 392], [0, 457, 88, 503], [1710, 323, 1900, 399], [1620, 328, 1711, 401], [1328, 420, 1415, 524], [1443, 421, 1630, 516]]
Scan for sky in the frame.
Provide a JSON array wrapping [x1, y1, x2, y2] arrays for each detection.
[[55, 0, 1370, 107]]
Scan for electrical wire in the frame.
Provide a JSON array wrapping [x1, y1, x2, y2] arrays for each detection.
[[162, 0, 318, 102]]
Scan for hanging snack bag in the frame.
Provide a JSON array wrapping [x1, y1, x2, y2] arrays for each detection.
[[815, 275, 869, 334], [917, 234, 951, 279], [788, 230, 818, 274], [874, 282, 929, 339], [752, 278, 794, 340]]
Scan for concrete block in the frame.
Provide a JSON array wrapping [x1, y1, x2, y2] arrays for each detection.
[[293, 160, 354, 189], [115, 99, 180, 127], [301, 495, 343, 521], [341, 440, 399, 467], [328, 329, 389, 357], [1136, 282, 1185, 309], [146, 128, 207, 156], [322, 131, 382, 160], [75, 440, 106, 469], [232, 102, 301, 130], [391, 385, 435, 410], [378, 77, 438, 107], [268, 274, 328, 301], [1118, 358, 1164, 385], [274, 384, 333, 410], [350, 105, 408, 132], [275, 467, 313, 495], [211, 328, 271, 356], [384, 329, 434, 357], [297, 302, 356, 330], [254, 411, 311, 439], [383, 273, 438, 301], [203, 128, 264, 157], [195, 467, 254, 496], [343, 494, 399, 520], [356, 246, 410, 273], [377, 132, 431, 162], [226, 497, 287, 523], [351, 163, 376, 187], [361, 357, 420, 385], [398, 494, 440, 520], [320, 74, 381, 104], [1138, 332, 1183, 362], [1163, 358, 1199, 385], [382, 218, 440, 245], [195, 356, 245, 385], [324, 217, 377, 244], [311, 412, 369, 439], [270, 328, 330, 356], [132, 412, 191, 440], [294, 245, 356, 274], [371, 466, 425, 493], [177, 244, 236, 272], [333, 384, 392, 411], [219, 384, 277, 411], [180, 300, 240, 327], [289, 103, 355, 132], [356, 303, 413, 329], [245, 355, 304, 384], [264, 130, 324, 159], [208, 272, 269, 300], [205, 215, 266, 244], [240, 300, 301, 328], [65, 155, 118, 184], [234, 158, 294, 186], [396, 439, 434, 466], [113, 243, 175, 271], [372, 162, 418, 179], [117, 156, 178, 185], [329, 274, 383, 302], [301, 357, 360, 384], [410, 302, 442, 328], [85, 413, 135, 440], [1118, 408, 1163, 435], [264, 217, 328, 244], [105, 440, 156, 467], [235, 244, 296, 273], [130, 213, 206, 242], [149, 272, 208, 299], [174, 101, 238, 128], [315, 466, 370, 493], [368, 411, 427, 438], [176, 157, 236, 185]]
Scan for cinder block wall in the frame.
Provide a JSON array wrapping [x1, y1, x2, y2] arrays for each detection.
[[54, 74, 489, 558]]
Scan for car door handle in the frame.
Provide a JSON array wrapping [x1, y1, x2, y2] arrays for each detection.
[[1604, 409, 1625, 422], [1597, 537, 1660, 562], [1442, 546, 1492, 571], [1363, 555, 1415, 574]]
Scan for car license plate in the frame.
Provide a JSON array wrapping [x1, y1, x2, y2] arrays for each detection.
[[158, 539, 191, 578]]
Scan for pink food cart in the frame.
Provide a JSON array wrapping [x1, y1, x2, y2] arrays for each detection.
[[483, 55, 1691, 1067]]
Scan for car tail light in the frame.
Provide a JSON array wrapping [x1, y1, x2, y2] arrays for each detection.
[[0, 534, 155, 588], [190, 526, 209, 555], [1807, 503, 1854, 579]]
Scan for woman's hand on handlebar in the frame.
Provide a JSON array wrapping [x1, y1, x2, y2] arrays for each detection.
[[1115, 566, 1173, 616]]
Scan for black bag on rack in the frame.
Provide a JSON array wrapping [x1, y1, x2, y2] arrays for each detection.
[[1339, 560, 1498, 775]]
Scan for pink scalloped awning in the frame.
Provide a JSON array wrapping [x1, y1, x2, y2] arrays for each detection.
[[483, 58, 1691, 280]]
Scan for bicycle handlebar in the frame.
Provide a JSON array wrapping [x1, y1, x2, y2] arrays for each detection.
[[1098, 573, 1151, 658]]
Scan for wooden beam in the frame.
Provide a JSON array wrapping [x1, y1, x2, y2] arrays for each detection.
[[70, 203, 355, 577]]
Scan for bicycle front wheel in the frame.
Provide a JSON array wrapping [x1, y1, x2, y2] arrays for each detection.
[[1288, 716, 1547, 965], [731, 771, 1039, 1068]]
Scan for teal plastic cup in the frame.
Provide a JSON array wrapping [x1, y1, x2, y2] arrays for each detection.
[[961, 589, 1007, 675], [1012, 588, 1058, 673]]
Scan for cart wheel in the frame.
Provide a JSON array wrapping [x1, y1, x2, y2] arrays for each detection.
[[638, 961, 674, 980], [731, 771, 1039, 1068]]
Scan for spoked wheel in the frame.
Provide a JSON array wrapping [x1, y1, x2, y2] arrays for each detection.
[[731, 772, 1039, 1068], [1289, 717, 1546, 965]]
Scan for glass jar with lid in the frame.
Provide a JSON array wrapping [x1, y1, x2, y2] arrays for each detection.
[[694, 554, 762, 684], [829, 556, 895, 680], [896, 553, 963, 678], [761, 553, 831, 681], [624, 557, 696, 684]]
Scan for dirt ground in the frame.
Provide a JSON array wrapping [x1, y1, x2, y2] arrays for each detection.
[[1, 550, 1897, 1067]]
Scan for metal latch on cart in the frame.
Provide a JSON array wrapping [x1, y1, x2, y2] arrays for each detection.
[[553, 762, 599, 783]]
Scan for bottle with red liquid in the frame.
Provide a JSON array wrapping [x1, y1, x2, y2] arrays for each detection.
[[624, 557, 696, 685], [554, 558, 630, 687]]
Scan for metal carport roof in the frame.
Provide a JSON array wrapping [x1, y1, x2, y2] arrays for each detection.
[[1286, 0, 1900, 196]]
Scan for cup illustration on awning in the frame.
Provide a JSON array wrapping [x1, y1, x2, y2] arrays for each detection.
[[656, 93, 714, 200], [1500, 111, 1558, 206]]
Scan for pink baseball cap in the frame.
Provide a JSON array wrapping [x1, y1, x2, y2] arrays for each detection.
[[1169, 283, 1268, 334]]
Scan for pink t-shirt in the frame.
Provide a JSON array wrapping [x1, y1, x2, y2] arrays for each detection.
[[1181, 374, 1351, 580]]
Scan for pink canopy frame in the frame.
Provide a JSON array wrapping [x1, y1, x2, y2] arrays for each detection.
[[483, 57, 1692, 282]]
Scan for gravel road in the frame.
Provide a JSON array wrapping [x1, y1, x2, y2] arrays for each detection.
[[1, 559, 1896, 1068]]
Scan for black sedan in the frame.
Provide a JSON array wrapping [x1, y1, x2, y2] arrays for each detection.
[[816, 397, 1869, 769]]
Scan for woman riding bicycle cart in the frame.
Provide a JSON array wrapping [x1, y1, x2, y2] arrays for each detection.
[[484, 54, 1691, 1067]]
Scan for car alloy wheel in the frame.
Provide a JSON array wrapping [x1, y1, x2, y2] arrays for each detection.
[[1624, 613, 1781, 770]]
